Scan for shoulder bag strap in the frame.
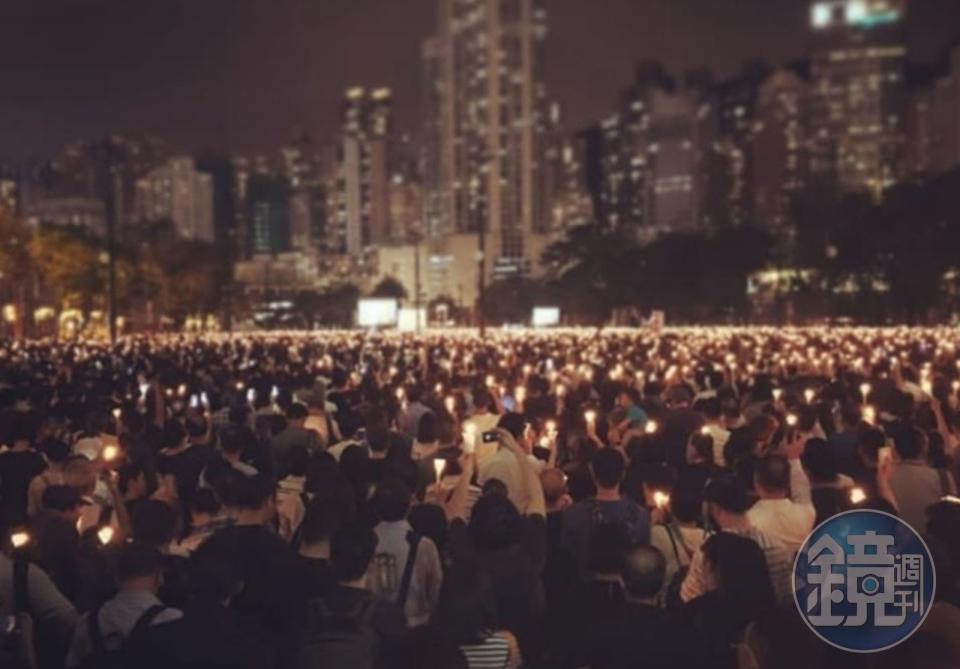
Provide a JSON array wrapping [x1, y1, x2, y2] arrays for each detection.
[[12, 558, 29, 615], [397, 532, 422, 609], [129, 605, 168, 639]]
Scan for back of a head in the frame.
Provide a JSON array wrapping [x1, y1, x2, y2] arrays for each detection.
[[331, 522, 377, 582], [367, 424, 391, 455], [670, 482, 704, 524], [161, 419, 187, 450], [115, 541, 164, 584], [281, 444, 310, 478], [372, 477, 413, 522], [417, 412, 438, 444], [622, 545, 666, 600], [219, 424, 254, 456], [39, 437, 71, 464], [699, 397, 722, 421], [591, 447, 625, 490], [433, 558, 497, 646], [539, 468, 567, 506], [132, 499, 179, 547], [469, 492, 520, 551], [286, 402, 308, 422], [497, 413, 526, 441], [236, 474, 276, 511], [800, 438, 836, 483], [300, 496, 354, 546], [704, 474, 750, 515], [702, 532, 775, 611], [755, 454, 791, 494], [893, 425, 924, 461], [185, 414, 208, 439]]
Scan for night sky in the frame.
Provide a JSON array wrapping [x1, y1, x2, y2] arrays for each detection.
[[1, 0, 958, 163]]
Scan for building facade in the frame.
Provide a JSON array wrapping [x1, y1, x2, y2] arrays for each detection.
[[134, 157, 215, 242]]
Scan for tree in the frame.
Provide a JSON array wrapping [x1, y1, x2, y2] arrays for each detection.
[[0, 209, 34, 336], [30, 225, 104, 312], [370, 276, 408, 301]]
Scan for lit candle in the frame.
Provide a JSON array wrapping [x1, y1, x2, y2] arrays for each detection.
[[433, 458, 445, 482], [653, 491, 670, 509], [849, 487, 866, 505], [645, 420, 659, 435], [97, 526, 115, 546], [585, 410, 596, 425], [11, 531, 29, 549], [102, 445, 119, 462]]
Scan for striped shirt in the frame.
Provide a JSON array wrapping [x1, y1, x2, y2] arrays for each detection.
[[680, 525, 793, 605], [460, 631, 516, 669]]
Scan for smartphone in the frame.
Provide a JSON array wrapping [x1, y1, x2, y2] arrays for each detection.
[[482, 430, 500, 444]]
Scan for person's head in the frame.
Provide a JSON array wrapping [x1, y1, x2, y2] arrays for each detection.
[[372, 477, 413, 522], [41, 485, 87, 524], [285, 402, 308, 426], [417, 412, 438, 445], [893, 425, 927, 461], [749, 415, 778, 450], [800, 438, 837, 483], [497, 413, 529, 449], [858, 427, 887, 467], [687, 432, 714, 465], [704, 475, 750, 528], [621, 545, 666, 601], [160, 419, 187, 451], [472, 388, 496, 414], [185, 414, 208, 441], [701, 531, 775, 612], [590, 447, 626, 492], [539, 468, 567, 511], [39, 437, 71, 465], [754, 454, 791, 499], [699, 397, 722, 422], [131, 499, 179, 549], [190, 487, 222, 526], [117, 463, 147, 499], [234, 475, 277, 525], [219, 424, 253, 460], [431, 558, 498, 646], [617, 388, 638, 409], [840, 404, 863, 431], [330, 522, 377, 584], [300, 496, 354, 550], [367, 424, 392, 457], [115, 541, 165, 593], [469, 493, 520, 551], [64, 457, 97, 496], [670, 480, 704, 526]]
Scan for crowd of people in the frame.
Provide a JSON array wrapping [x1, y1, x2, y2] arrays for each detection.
[[0, 327, 958, 669]]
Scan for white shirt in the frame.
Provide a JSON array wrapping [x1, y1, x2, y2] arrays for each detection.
[[703, 424, 730, 466], [479, 448, 527, 512], [746, 460, 815, 554], [463, 413, 500, 466]]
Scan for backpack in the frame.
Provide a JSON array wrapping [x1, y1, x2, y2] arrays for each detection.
[[75, 603, 169, 669], [589, 499, 645, 546], [661, 524, 696, 609], [0, 559, 36, 669], [300, 593, 379, 669], [371, 531, 422, 610]]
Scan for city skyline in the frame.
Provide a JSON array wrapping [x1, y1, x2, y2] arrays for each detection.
[[2, 0, 959, 162]]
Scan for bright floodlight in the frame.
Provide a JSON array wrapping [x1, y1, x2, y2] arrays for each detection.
[[397, 307, 426, 332], [532, 306, 560, 328], [811, 2, 834, 27], [846, 0, 868, 24], [357, 298, 399, 328]]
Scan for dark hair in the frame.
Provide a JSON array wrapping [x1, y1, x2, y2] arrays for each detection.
[[367, 424, 391, 454], [689, 433, 714, 465], [699, 397, 722, 420], [671, 481, 704, 524], [497, 413, 526, 441], [191, 487, 221, 517], [591, 447, 626, 489], [219, 424, 254, 455], [702, 532, 775, 614], [430, 559, 498, 646], [331, 522, 377, 582], [160, 420, 187, 450], [117, 463, 145, 496], [893, 425, 925, 461], [39, 437, 71, 463], [372, 477, 412, 522], [417, 412, 438, 444], [236, 475, 276, 510], [801, 438, 837, 483], [286, 403, 308, 421], [300, 496, 353, 546], [132, 500, 179, 548], [115, 541, 164, 582], [704, 475, 750, 514], [469, 493, 520, 551], [185, 414, 208, 438], [755, 454, 791, 493], [622, 545, 666, 599], [480, 478, 508, 499]]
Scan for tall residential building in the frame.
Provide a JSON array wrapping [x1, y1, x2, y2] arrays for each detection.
[[753, 67, 811, 229], [134, 157, 215, 242], [906, 46, 960, 176], [0, 167, 18, 215], [337, 87, 392, 255], [246, 175, 291, 256], [809, 0, 908, 199], [424, 0, 550, 277]]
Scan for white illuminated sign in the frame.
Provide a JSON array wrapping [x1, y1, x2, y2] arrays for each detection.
[[357, 299, 398, 328], [532, 307, 560, 328]]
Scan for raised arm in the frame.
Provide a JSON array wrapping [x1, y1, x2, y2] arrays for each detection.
[[497, 429, 545, 517]]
